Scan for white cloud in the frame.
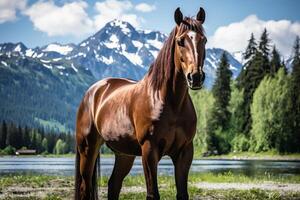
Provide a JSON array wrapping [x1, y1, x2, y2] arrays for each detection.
[[208, 15, 300, 58], [22, 0, 145, 37], [93, 0, 142, 30], [0, 0, 26, 23], [23, 1, 93, 37], [135, 3, 156, 12]]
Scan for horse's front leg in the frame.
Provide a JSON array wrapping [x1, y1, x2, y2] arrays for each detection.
[[171, 142, 193, 200], [142, 140, 161, 200]]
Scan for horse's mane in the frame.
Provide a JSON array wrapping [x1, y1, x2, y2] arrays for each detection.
[[148, 17, 204, 90]]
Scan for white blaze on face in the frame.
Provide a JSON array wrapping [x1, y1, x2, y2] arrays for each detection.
[[187, 31, 198, 65]]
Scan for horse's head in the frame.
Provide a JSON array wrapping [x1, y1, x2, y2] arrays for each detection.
[[174, 7, 206, 90]]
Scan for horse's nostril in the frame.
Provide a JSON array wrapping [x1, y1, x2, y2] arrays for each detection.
[[191, 73, 201, 82], [187, 73, 192, 82], [201, 73, 205, 82]]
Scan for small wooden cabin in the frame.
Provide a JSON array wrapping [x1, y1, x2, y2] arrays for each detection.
[[16, 149, 36, 155]]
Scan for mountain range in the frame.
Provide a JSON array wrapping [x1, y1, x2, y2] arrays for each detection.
[[0, 19, 242, 131]]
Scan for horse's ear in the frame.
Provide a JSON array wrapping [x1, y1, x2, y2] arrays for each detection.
[[196, 7, 205, 24], [174, 7, 183, 26]]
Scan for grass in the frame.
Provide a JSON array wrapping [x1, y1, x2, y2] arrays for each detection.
[[1, 172, 300, 199], [0, 175, 70, 192], [119, 188, 300, 200], [189, 171, 300, 184], [1, 171, 300, 189], [200, 151, 300, 160], [98, 171, 300, 187]]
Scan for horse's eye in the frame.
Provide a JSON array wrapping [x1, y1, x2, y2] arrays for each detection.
[[177, 38, 185, 47]]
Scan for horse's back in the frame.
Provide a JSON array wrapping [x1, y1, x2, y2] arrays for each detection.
[[76, 78, 136, 133]]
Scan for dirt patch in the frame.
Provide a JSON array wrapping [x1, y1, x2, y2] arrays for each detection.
[[194, 182, 300, 192], [0, 186, 73, 199], [1, 182, 300, 199]]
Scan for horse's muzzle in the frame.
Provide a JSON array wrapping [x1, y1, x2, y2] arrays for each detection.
[[187, 72, 205, 90]]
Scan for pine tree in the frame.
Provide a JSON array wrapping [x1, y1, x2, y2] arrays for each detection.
[[212, 52, 233, 127], [23, 126, 30, 148], [30, 129, 37, 149], [0, 121, 7, 149], [258, 28, 271, 75], [243, 33, 257, 61], [207, 52, 232, 153], [17, 126, 23, 149], [6, 123, 17, 148], [237, 29, 272, 135], [290, 36, 300, 151], [258, 28, 270, 58], [270, 46, 282, 76], [237, 33, 257, 88]]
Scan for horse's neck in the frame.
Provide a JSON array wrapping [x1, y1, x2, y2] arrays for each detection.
[[145, 67, 188, 112], [167, 69, 189, 110]]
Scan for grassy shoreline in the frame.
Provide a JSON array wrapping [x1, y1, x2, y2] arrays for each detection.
[[1, 172, 300, 187], [1, 151, 300, 160], [1, 173, 300, 199], [201, 152, 300, 161]]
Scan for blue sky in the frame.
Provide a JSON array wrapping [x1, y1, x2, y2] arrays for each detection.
[[1, 0, 300, 57]]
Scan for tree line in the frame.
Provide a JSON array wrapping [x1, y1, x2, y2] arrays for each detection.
[[0, 121, 75, 155], [0, 121, 113, 155], [191, 30, 300, 155]]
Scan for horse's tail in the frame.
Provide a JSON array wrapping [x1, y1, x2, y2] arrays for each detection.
[[92, 152, 100, 200], [75, 146, 81, 200]]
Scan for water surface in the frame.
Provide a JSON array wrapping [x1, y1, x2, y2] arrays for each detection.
[[0, 156, 299, 177]]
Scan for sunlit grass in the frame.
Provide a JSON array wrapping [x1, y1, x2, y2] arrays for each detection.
[[0, 175, 73, 188], [1, 172, 300, 199], [1, 171, 299, 189], [119, 188, 300, 200]]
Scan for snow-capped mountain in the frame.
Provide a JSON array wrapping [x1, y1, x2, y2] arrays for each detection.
[[204, 48, 242, 87], [42, 43, 75, 55], [231, 51, 245, 65], [64, 19, 167, 80], [0, 19, 242, 130], [285, 56, 296, 72], [0, 20, 242, 88]]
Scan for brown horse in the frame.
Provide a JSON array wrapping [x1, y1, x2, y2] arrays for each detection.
[[75, 7, 207, 200]]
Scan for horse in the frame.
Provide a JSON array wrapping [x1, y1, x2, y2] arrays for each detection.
[[75, 6, 207, 200]]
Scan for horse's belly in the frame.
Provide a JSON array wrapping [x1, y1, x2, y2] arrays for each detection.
[[97, 106, 134, 141], [97, 106, 141, 155], [106, 137, 142, 156], [100, 118, 134, 141]]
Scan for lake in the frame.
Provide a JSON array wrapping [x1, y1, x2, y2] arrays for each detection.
[[0, 156, 299, 177]]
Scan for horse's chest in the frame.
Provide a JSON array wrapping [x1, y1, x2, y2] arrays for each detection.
[[155, 114, 196, 152]]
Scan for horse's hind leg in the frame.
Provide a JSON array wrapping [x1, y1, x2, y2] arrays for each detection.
[[76, 121, 103, 200], [171, 142, 193, 200], [108, 154, 135, 200]]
